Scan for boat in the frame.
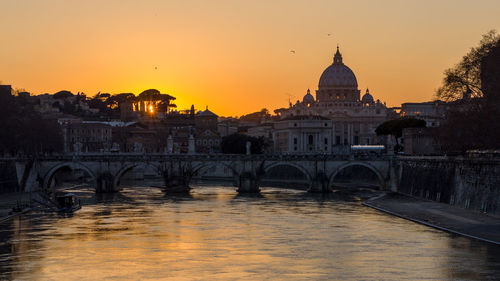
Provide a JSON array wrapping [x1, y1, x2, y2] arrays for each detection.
[[55, 193, 82, 212]]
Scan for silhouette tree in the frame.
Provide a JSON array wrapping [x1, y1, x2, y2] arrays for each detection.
[[0, 91, 63, 155], [53, 90, 74, 99], [437, 30, 499, 101], [436, 32, 500, 153], [239, 108, 271, 124]]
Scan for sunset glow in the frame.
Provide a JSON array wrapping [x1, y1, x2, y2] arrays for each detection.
[[1, 0, 499, 116]]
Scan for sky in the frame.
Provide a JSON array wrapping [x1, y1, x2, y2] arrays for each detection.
[[1, 0, 499, 116]]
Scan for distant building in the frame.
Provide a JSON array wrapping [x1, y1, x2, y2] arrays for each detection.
[[60, 119, 113, 153], [123, 123, 162, 153], [403, 127, 439, 155], [401, 101, 447, 127], [195, 107, 221, 153], [277, 47, 390, 149], [273, 115, 333, 154], [217, 118, 238, 137], [0, 85, 12, 96], [247, 123, 273, 139]]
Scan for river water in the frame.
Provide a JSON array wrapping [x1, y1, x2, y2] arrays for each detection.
[[1, 184, 499, 280]]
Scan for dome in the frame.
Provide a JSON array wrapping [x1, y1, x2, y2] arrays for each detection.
[[197, 106, 218, 117], [361, 88, 374, 103], [302, 89, 315, 104], [318, 47, 358, 88]]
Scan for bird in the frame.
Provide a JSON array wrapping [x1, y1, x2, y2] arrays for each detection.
[[327, 33, 332, 36], [155, 66, 158, 70], [290, 50, 295, 54]]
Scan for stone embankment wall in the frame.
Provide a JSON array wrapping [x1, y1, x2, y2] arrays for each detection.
[[0, 160, 19, 193], [398, 157, 500, 216]]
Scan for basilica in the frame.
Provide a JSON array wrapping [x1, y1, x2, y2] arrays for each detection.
[[273, 47, 389, 153]]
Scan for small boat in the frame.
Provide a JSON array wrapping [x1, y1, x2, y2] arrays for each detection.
[[55, 193, 82, 212]]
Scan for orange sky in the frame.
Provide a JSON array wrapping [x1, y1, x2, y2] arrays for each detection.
[[1, 0, 499, 116]]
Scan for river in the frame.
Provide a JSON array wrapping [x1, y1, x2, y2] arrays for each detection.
[[1, 184, 499, 280]]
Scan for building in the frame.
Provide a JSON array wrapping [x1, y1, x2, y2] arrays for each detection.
[[247, 123, 273, 139], [401, 101, 447, 127], [195, 107, 221, 153], [403, 127, 439, 155], [217, 118, 238, 137], [276, 47, 389, 152], [60, 119, 113, 153], [273, 115, 333, 153], [0, 85, 12, 96]]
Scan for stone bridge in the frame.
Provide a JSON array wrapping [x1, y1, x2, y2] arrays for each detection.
[[14, 153, 396, 193]]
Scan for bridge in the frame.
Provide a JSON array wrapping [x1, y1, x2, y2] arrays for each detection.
[[14, 153, 397, 193]]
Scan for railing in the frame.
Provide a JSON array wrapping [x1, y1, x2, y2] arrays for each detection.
[[9, 153, 394, 162]]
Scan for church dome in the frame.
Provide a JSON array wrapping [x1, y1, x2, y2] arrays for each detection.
[[318, 47, 358, 88], [302, 89, 315, 104], [361, 88, 374, 103]]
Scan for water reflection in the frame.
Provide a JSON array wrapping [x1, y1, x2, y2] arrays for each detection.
[[0, 185, 499, 280]]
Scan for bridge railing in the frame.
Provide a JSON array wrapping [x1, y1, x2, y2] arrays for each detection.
[[9, 152, 394, 162]]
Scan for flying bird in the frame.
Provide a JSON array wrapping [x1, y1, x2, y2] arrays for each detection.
[[327, 33, 332, 36], [290, 50, 295, 54]]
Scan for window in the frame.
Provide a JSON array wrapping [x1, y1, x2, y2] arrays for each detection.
[[308, 135, 313, 145], [324, 138, 328, 145], [293, 138, 297, 145]]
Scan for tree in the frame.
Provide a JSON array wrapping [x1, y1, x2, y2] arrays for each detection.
[[437, 30, 499, 101], [480, 38, 500, 108], [220, 133, 267, 154], [106, 93, 135, 109], [435, 31, 500, 153], [239, 108, 271, 124], [137, 89, 176, 113], [376, 118, 426, 151], [53, 90, 74, 99], [0, 91, 63, 155]]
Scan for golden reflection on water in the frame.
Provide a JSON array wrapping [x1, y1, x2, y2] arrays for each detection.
[[1, 185, 500, 280]]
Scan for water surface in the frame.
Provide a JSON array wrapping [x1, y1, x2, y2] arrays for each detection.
[[1, 185, 499, 280]]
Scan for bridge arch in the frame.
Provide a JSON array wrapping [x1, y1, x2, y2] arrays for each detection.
[[262, 162, 313, 188], [191, 161, 240, 178], [43, 162, 97, 190], [113, 163, 163, 187], [329, 161, 385, 189]]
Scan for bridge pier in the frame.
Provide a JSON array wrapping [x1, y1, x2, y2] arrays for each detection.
[[308, 173, 331, 193], [163, 174, 191, 193], [96, 172, 119, 193], [237, 172, 260, 193]]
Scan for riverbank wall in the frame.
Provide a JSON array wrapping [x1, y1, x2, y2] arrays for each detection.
[[397, 156, 500, 216]]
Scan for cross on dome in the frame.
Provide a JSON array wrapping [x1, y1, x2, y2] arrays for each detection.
[[334, 45, 343, 64]]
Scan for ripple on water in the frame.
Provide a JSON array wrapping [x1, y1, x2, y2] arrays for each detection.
[[0, 185, 500, 280]]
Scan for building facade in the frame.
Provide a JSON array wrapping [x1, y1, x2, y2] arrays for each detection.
[[401, 101, 447, 127], [273, 116, 333, 153], [275, 47, 389, 153]]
